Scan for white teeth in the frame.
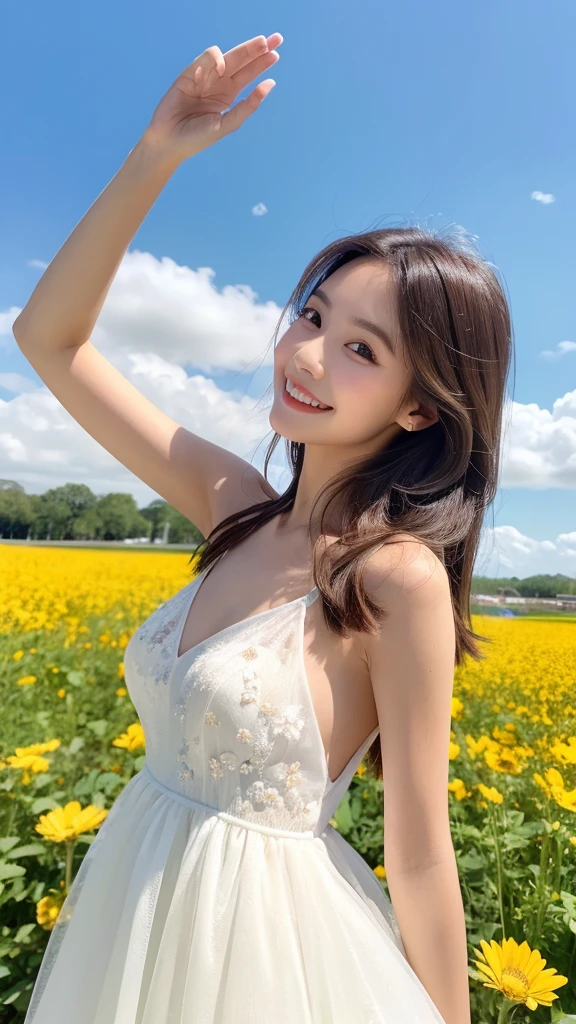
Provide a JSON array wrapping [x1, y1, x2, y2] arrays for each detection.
[[285, 378, 329, 409]]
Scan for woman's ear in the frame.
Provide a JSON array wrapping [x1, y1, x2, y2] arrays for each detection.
[[403, 401, 439, 433]]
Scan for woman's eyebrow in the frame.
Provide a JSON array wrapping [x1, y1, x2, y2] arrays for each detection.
[[312, 287, 397, 356]]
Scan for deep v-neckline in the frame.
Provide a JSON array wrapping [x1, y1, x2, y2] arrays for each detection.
[[171, 567, 380, 790], [174, 568, 319, 665]]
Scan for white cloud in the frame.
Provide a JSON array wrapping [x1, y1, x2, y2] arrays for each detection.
[[531, 190, 556, 204], [4, 249, 285, 374], [540, 340, 576, 359], [500, 391, 576, 488], [252, 202, 268, 217], [476, 525, 576, 578], [0, 351, 276, 502], [0, 372, 39, 393], [0, 307, 26, 349]]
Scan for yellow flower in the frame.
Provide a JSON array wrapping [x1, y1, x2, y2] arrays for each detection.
[[17, 675, 37, 687], [112, 722, 145, 752], [14, 739, 61, 757], [35, 800, 109, 842], [477, 783, 504, 804], [549, 736, 576, 766], [484, 747, 525, 775], [465, 734, 492, 759], [451, 696, 464, 719], [472, 937, 568, 1011], [373, 864, 386, 879], [118, 662, 125, 680], [449, 740, 460, 759], [36, 888, 68, 930], [493, 724, 517, 746], [116, 687, 127, 697], [355, 763, 367, 778], [12, 650, 24, 661], [29, 648, 37, 654], [449, 778, 471, 801], [51, 667, 60, 674], [57, 688, 66, 698]]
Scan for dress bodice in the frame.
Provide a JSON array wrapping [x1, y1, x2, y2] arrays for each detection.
[[124, 571, 380, 837]]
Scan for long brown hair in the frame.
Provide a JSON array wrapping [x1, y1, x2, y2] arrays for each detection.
[[188, 225, 514, 778]]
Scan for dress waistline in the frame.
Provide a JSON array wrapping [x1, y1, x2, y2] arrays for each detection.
[[141, 763, 317, 840]]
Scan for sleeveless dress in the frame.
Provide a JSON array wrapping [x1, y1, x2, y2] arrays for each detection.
[[24, 569, 447, 1024]]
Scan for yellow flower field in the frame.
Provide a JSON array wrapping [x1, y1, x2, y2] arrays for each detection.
[[0, 544, 575, 1023]]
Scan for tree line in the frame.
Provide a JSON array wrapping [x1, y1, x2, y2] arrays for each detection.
[[471, 574, 576, 598], [0, 479, 202, 546]]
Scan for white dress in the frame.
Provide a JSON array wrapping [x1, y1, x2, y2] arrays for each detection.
[[24, 569, 447, 1024]]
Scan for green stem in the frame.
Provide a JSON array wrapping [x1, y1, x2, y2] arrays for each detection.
[[496, 998, 515, 1024], [453, 815, 474, 914], [490, 805, 506, 939], [530, 828, 551, 947], [64, 839, 76, 891], [551, 830, 563, 894], [5, 795, 16, 835], [567, 929, 576, 981]]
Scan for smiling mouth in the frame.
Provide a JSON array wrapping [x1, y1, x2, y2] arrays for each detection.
[[283, 377, 333, 411]]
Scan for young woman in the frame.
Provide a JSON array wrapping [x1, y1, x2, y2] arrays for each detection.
[[14, 32, 512, 1024]]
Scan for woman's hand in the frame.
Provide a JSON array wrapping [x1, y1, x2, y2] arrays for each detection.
[[142, 33, 283, 163]]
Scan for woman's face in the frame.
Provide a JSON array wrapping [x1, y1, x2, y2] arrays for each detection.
[[270, 258, 416, 449]]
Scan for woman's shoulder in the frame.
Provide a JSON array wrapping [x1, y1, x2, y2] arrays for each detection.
[[361, 534, 450, 608]]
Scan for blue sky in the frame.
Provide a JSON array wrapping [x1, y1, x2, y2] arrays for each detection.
[[1, 0, 575, 577]]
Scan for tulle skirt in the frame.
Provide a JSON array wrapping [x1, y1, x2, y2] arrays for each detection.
[[24, 765, 447, 1024]]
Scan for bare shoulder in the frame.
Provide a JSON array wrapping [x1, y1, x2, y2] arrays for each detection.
[[362, 534, 451, 611]]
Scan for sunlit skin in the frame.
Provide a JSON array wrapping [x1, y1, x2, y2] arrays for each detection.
[[269, 258, 439, 534]]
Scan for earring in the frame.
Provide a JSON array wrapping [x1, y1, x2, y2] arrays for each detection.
[[408, 421, 413, 431]]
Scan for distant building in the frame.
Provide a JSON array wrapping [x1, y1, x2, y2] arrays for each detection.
[[556, 593, 576, 609]]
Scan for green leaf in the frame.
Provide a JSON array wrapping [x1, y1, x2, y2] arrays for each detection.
[[31, 796, 60, 815], [86, 719, 108, 738], [5, 843, 46, 860], [334, 793, 353, 834], [14, 923, 36, 943], [0, 838, 20, 855], [94, 772, 122, 794], [0, 862, 26, 881], [456, 853, 485, 871], [66, 670, 85, 688], [68, 736, 85, 755]]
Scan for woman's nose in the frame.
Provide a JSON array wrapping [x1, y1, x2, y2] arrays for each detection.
[[294, 347, 326, 379]]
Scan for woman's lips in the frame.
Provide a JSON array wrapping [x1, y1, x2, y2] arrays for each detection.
[[282, 380, 333, 413]]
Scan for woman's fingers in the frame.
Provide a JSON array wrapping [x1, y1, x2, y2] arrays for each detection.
[[229, 47, 280, 92], [219, 79, 275, 138], [221, 33, 283, 79]]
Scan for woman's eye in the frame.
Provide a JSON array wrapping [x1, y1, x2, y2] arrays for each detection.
[[346, 341, 377, 363], [297, 306, 321, 326], [296, 306, 377, 364]]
